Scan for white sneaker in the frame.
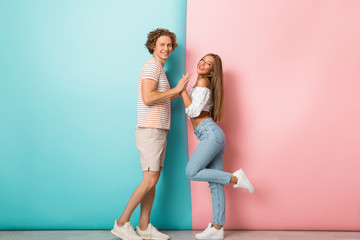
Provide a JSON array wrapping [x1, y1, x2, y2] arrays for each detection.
[[195, 223, 224, 240], [233, 168, 255, 193], [136, 223, 169, 240], [111, 220, 142, 240]]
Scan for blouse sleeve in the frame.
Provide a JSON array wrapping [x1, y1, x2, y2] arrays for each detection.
[[185, 87, 212, 118]]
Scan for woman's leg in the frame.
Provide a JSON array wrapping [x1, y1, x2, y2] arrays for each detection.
[[194, 147, 226, 240], [185, 138, 232, 185], [207, 145, 226, 226], [187, 122, 230, 228]]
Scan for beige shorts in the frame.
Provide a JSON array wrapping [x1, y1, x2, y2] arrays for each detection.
[[135, 127, 168, 171]]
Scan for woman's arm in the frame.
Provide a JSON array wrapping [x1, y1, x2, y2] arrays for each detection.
[[180, 89, 192, 108], [181, 78, 210, 108]]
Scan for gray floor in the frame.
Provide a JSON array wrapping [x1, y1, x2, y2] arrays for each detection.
[[0, 230, 360, 240]]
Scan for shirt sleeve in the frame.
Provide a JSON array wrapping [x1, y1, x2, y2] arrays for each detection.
[[185, 87, 212, 118], [141, 61, 160, 82]]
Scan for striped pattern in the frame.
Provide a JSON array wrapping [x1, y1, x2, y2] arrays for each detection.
[[137, 58, 171, 130]]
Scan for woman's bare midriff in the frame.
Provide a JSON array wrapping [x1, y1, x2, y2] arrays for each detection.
[[190, 111, 211, 130]]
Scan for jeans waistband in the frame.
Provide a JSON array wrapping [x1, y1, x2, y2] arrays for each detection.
[[194, 118, 216, 137]]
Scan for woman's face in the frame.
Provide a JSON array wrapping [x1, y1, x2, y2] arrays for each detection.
[[197, 55, 215, 76]]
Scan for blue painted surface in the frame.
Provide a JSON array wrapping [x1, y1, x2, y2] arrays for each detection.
[[0, 0, 191, 229]]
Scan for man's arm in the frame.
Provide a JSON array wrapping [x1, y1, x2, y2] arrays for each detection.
[[142, 74, 190, 106]]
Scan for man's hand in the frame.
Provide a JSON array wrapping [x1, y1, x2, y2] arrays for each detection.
[[142, 73, 190, 105]]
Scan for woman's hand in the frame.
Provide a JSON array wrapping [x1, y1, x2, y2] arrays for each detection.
[[175, 73, 190, 94]]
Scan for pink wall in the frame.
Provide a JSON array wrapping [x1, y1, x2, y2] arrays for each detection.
[[186, 0, 360, 230]]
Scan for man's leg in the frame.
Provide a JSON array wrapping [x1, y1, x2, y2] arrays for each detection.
[[138, 186, 155, 230], [137, 168, 162, 230], [118, 170, 160, 226], [139, 188, 155, 228]]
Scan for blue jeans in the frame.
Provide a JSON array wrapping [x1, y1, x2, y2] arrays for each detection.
[[185, 118, 232, 226]]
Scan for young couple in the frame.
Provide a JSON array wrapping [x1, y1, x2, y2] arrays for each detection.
[[111, 28, 255, 240]]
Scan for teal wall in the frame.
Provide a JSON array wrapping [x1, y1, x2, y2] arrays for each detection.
[[0, 0, 191, 229]]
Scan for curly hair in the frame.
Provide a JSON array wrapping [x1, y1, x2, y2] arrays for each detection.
[[145, 28, 178, 54]]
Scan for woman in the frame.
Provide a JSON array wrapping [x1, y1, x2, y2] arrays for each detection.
[[180, 53, 255, 240]]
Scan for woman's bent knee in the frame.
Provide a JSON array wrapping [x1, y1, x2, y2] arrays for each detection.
[[185, 166, 197, 180]]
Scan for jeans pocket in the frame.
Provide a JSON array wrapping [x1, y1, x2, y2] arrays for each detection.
[[213, 128, 225, 145]]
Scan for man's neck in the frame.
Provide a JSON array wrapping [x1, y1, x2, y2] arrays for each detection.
[[153, 55, 166, 67]]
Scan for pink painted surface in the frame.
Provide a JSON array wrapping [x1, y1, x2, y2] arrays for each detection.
[[186, 0, 360, 230]]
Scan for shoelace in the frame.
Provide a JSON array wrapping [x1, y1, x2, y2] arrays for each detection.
[[150, 224, 157, 231], [126, 223, 136, 232], [149, 224, 159, 237], [149, 224, 154, 235]]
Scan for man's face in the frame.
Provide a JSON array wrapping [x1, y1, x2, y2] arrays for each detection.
[[153, 36, 173, 61]]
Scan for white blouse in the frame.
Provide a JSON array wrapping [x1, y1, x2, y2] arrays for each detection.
[[185, 87, 213, 118]]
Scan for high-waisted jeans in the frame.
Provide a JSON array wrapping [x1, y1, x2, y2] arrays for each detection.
[[185, 118, 232, 226]]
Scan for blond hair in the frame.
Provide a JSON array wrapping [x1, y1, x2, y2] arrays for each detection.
[[203, 53, 224, 122]]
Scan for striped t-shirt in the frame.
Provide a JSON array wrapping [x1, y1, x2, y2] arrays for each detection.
[[137, 58, 171, 130]]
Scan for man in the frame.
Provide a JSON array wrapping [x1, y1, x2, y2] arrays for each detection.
[[111, 28, 189, 240]]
